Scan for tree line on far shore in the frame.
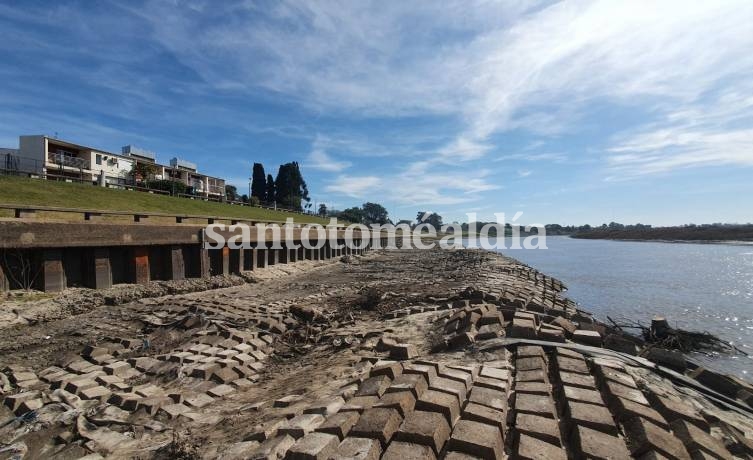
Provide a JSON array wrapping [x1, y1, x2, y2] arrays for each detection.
[[568, 222, 753, 241], [429, 221, 753, 241]]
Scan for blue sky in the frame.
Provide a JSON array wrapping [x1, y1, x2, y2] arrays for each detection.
[[1, 0, 752, 226]]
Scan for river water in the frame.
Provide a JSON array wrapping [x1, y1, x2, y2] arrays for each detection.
[[465, 236, 753, 379]]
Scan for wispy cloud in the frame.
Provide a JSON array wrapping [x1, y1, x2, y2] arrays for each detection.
[[493, 152, 568, 163], [324, 160, 501, 206], [131, 0, 753, 177], [324, 175, 380, 198], [605, 87, 753, 178], [306, 149, 351, 172]]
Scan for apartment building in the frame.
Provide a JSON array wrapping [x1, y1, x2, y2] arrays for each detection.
[[121, 146, 225, 197], [11, 135, 225, 199]]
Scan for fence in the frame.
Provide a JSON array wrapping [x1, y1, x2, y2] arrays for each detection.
[[0, 203, 336, 227]]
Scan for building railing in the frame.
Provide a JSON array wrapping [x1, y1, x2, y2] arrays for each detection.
[[47, 152, 89, 169]]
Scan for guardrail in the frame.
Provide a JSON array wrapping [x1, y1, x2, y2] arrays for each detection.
[[0, 204, 338, 227]]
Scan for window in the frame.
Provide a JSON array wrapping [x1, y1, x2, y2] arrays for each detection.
[[95, 154, 102, 165]]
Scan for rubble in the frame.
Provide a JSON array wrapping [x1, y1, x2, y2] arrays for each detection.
[[0, 248, 751, 458]]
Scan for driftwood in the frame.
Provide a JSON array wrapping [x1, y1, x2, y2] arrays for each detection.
[[607, 315, 747, 357]]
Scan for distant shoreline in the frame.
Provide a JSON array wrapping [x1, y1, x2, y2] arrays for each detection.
[[454, 233, 753, 247], [569, 235, 753, 246]]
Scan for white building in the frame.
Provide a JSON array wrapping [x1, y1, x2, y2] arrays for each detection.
[[12, 135, 226, 198]]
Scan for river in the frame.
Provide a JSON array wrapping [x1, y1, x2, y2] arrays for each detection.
[[465, 235, 753, 379]]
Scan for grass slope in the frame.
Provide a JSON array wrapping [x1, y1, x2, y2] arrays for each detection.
[[0, 176, 327, 224]]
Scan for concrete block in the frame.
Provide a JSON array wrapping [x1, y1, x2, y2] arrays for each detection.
[[572, 329, 602, 347], [315, 411, 360, 440], [355, 375, 391, 397], [416, 389, 461, 427], [373, 390, 416, 417], [285, 432, 339, 460], [381, 441, 436, 460], [565, 400, 617, 436], [350, 407, 403, 448], [331, 437, 381, 460], [571, 425, 631, 459], [624, 418, 690, 459], [447, 419, 503, 460], [461, 402, 506, 435], [516, 433, 567, 460], [395, 409, 451, 454], [468, 386, 506, 413]]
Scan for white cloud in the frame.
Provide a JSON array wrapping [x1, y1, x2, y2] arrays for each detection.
[[517, 169, 532, 178], [324, 160, 501, 206], [438, 136, 493, 161], [134, 0, 753, 176], [493, 152, 568, 163], [324, 175, 381, 198], [306, 149, 351, 172], [605, 87, 753, 177]]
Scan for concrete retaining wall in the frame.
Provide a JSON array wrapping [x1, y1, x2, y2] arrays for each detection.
[[0, 221, 389, 292]]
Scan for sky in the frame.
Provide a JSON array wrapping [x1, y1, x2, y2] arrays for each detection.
[[1, 0, 752, 226]]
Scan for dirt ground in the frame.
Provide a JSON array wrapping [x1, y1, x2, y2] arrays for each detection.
[[1, 248, 752, 459]]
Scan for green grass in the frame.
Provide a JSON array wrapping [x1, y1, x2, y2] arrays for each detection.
[[0, 175, 328, 224]]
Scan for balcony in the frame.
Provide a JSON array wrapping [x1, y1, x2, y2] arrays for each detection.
[[47, 152, 89, 169]]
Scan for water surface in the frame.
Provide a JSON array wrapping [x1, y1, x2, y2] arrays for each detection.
[[465, 236, 753, 379]]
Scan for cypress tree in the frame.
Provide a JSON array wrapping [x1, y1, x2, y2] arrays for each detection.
[[274, 162, 310, 211], [251, 163, 266, 201], [265, 174, 276, 204]]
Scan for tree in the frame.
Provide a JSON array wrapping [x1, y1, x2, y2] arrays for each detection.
[[318, 203, 328, 217], [225, 184, 239, 202], [130, 162, 156, 183], [274, 162, 310, 211], [338, 207, 364, 224], [362, 202, 389, 225], [146, 179, 186, 195], [251, 163, 266, 201], [265, 174, 276, 204], [417, 211, 442, 229], [241, 194, 249, 204]]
